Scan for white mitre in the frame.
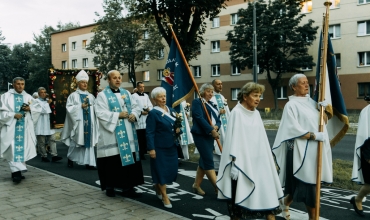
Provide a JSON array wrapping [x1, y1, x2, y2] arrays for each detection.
[[76, 70, 89, 82]]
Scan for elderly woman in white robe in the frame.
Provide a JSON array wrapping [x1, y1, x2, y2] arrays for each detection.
[[272, 73, 332, 220], [350, 98, 370, 217], [217, 82, 283, 220]]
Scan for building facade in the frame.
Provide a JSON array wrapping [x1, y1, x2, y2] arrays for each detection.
[[51, 0, 370, 110]]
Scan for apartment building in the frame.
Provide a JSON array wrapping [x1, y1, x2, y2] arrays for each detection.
[[51, 0, 370, 110]]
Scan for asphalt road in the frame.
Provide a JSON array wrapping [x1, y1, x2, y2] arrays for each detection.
[[266, 130, 356, 161], [26, 137, 367, 220]]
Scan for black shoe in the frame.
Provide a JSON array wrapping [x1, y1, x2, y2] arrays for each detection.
[[106, 188, 115, 197], [85, 165, 97, 170], [41, 157, 50, 162], [68, 159, 74, 168], [52, 156, 63, 162], [11, 171, 22, 183], [121, 188, 141, 198], [350, 196, 365, 216]]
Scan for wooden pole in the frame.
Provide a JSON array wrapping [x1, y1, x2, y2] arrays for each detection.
[[314, 1, 331, 219], [167, 24, 223, 152]]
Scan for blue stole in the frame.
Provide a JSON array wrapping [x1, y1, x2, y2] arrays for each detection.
[[79, 94, 91, 148], [214, 94, 227, 131], [13, 94, 25, 162], [103, 87, 139, 166], [179, 104, 188, 145]]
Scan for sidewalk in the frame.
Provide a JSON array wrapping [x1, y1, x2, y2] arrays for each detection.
[[0, 159, 187, 220]]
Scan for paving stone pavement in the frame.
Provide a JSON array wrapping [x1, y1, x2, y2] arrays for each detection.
[[0, 159, 188, 220]]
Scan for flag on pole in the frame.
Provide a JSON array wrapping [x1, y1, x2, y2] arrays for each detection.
[[314, 33, 349, 147], [161, 39, 194, 111]]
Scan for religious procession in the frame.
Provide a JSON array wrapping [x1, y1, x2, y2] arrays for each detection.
[[1, 2, 370, 220]]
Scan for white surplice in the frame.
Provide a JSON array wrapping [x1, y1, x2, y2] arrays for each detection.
[[31, 98, 55, 135], [94, 89, 141, 158], [60, 89, 98, 166], [179, 101, 194, 160], [352, 104, 370, 184], [210, 92, 230, 155], [131, 92, 153, 130], [217, 103, 283, 210], [0, 89, 37, 169], [272, 95, 333, 186]]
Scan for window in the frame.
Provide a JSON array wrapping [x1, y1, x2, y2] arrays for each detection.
[[231, 14, 238, 25], [157, 69, 164, 81], [329, 24, 341, 39], [211, 64, 220, 76], [358, 52, 370, 66], [144, 51, 150, 61], [301, 0, 312, 13], [193, 66, 201, 77], [358, 83, 370, 98], [144, 30, 149, 39], [231, 64, 240, 75], [143, 71, 150, 81], [62, 61, 67, 69], [335, 53, 341, 68], [358, 21, 370, 36], [83, 58, 88, 68], [330, 0, 340, 8], [72, 59, 77, 68], [277, 86, 287, 99], [82, 40, 87, 49], [158, 48, 164, 59], [62, 44, 66, 52], [231, 88, 240, 101], [211, 41, 220, 53], [94, 56, 100, 67], [212, 17, 220, 28], [72, 42, 76, 50], [359, 0, 370, 4]]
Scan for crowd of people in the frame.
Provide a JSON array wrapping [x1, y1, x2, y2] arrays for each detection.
[[0, 72, 369, 219]]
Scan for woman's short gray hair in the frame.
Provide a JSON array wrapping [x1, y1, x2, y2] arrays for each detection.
[[237, 82, 265, 102], [288, 73, 306, 91], [151, 87, 166, 99], [199, 83, 214, 97]]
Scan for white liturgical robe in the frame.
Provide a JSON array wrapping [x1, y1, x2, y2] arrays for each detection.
[[0, 89, 37, 164], [352, 104, 370, 184], [31, 98, 55, 135], [210, 92, 230, 155], [94, 89, 141, 158], [131, 92, 153, 130], [60, 89, 98, 166], [217, 103, 283, 210], [272, 95, 332, 186]]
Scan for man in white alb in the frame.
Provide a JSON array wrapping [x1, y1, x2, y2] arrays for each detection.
[[32, 87, 62, 163], [210, 79, 230, 171], [60, 70, 98, 169], [0, 77, 37, 183], [131, 81, 153, 159]]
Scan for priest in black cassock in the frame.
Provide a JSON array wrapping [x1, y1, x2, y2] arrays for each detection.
[[94, 70, 144, 197]]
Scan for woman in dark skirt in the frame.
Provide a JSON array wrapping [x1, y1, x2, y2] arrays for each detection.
[[272, 74, 333, 220], [351, 101, 370, 217], [191, 83, 221, 195], [146, 87, 180, 209]]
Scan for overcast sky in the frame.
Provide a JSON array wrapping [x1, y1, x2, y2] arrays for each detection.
[[0, 0, 106, 46]]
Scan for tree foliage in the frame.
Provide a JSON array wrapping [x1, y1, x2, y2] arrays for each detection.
[[88, 0, 164, 88], [0, 29, 12, 91], [123, 0, 229, 60], [227, 0, 318, 110]]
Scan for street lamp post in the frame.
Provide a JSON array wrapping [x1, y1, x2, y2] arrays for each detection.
[[252, 0, 258, 83], [8, 82, 12, 91]]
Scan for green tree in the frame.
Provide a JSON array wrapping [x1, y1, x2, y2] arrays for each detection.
[[88, 0, 164, 88], [0, 29, 12, 92], [10, 43, 33, 81], [26, 22, 80, 93], [227, 0, 318, 111], [123, 0, 229, 60]]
